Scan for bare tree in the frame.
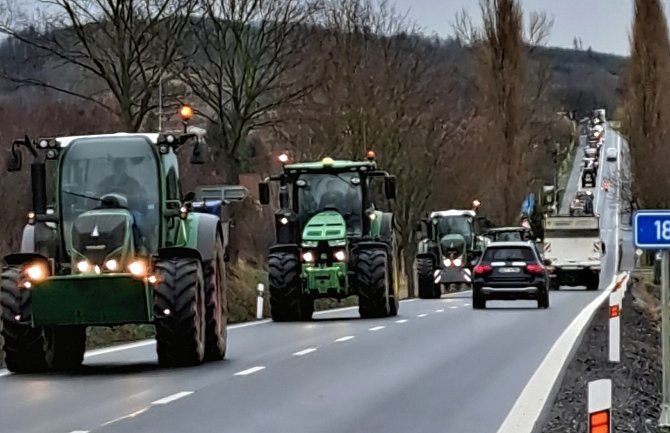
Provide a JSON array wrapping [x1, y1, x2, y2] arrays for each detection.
[[622, 0, 670, 208], [179, 0, 318, 182], [0, 0, 198, 131], [454, 0, 553, 224]]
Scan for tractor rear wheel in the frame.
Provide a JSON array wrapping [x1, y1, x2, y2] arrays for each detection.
[[269, 252, 312, 321], [153, 257, 206, 367], [203, 234, 227, 361], [0, 266, 48, 373], [416, 258, 439, 299], [45, 326, 86, 371], [356, 249, 392, 318]]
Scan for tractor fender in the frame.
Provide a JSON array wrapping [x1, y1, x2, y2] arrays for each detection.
[[156, 247, 202, 262], [4, 252, 50, 267], [183, 212, 224, 263]]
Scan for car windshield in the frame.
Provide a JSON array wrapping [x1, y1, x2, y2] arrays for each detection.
[[60, 136, 160, 253], [492, 231, 523, 242], [483, 247, 535, 262], [296, 172, 363, 235], [435, 216, 473, 240]]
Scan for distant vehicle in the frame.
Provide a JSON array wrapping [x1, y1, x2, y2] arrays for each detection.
[[582, 168, 596, 189], [543, 216, 601, 291], [606, 147, 617, 161], [486, 226, 544, 259], [584, 146, 598, 159], [472, 241, 551, 309], [569, 190, 594, 216]]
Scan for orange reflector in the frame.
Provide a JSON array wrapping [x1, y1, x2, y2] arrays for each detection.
[[366, 150, 376, 160], [589, 409, 610, 433], [609, 305, 620, 318]]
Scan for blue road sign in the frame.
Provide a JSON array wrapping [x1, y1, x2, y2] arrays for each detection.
[[634, 210, 670, 249]]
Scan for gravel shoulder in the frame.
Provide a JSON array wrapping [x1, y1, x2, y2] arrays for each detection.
[[540, 278, 662, 433]]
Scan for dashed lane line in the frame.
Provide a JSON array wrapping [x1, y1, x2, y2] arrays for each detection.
[[293, 347, 318, 356], [335, 335, 355, 342], [234, 366, 266, 376], [368, 326, 385, 331], [395, 319, 408, 323], [417, 314, 428, 317], [151, 391, 194, 405]]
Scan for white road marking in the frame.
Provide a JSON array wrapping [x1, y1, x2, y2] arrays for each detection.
[[0, 370, 9, 377], [463, 303, 471, 307], [293, 347, 317, 356], [417, 313, 428, 317], [234, 366, 266, 376], [100, 408, 149, 426], [395, 319, 408, 323], [151, 391, 194, 405], [496, 273, 621, 433], [449, 306, 458, 309], [435, 309, 444, 313], [69, 431, 90, 433], [335, 335, 355, 342], [368, 326, 385, 331]]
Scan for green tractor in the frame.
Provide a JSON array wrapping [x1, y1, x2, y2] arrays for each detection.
[[1, 127, 246, 373], [258, 153, 399, 321]]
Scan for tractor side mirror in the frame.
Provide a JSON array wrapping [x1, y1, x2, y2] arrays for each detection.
[[384, 175, 396, 200], [543, 259, 552, 266], [190, 139, 206, 165], [258, 182, 270, 205], [7, 148, 21, 172], [183, 191, 195, 202]]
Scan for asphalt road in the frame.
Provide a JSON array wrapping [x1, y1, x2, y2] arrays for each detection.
[[0, 124, 630, 433]]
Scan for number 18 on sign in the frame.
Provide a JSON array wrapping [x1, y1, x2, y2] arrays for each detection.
[[634, 211, 670, 249], [635, 211, 670, 427]]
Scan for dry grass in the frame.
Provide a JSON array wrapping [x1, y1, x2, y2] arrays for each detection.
[[631, 268, 661, 325]]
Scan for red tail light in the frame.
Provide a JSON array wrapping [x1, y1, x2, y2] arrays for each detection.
[[473, 264, 493, 275], [526, 264, 545, 274]]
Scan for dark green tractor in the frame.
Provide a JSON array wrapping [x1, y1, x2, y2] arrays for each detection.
[[258, 153, 399, 321], [1, 127, 245, 373]]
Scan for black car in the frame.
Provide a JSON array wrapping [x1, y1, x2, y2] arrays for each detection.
[[472, 241, 551, 309]]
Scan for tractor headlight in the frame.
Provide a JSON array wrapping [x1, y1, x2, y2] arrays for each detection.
[[76, 260, 91, 273], [333, 250, 346, 262], [279, 217, 289, 225], [105, 259, 119, 271], [24, 262, 48, 281], [453, 257, 462, 267], [443, 258, 452, 267], [301, 251, 315, 263], [128, 260, 148, 277]]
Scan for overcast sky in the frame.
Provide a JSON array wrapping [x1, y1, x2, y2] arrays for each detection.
[[394, 0, 655, 56]]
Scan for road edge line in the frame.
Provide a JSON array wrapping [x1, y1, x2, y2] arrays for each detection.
[[496, 271, 627, 433]]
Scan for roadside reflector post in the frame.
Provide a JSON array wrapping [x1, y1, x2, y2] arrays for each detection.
[[256, 283, 265, 320], [609, 290, 621, 363], [588, 379, 612, 433], [661, 250, 670, 427]]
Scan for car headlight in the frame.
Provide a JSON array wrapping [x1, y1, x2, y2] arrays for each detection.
[[105, 259, 119, 271], [302, 251, 315, 263], [333, 250, 346, 262], [24, 262, 48, 281], [128, 260, 148, 277]]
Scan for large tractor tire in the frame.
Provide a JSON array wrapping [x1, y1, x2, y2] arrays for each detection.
[[356, 248, 392, 318], [0, 266, 48, 373], [203, 234, 227, 361], [153, 257, 206, 367], [416, 258, 440, 299], [45, 326, 86, 371], [268, 251, 313, 321]]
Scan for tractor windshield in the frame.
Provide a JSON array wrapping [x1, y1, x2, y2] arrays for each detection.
[[296, 172, 363, 235], [435, 216, 474, 243], [60, 136, 161, 253]]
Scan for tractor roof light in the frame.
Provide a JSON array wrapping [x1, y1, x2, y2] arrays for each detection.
[[322, 157, 334, 167], [278, 152, 289, 163], [179, 105, 193, 122], [24, 261, 48, 282], [27, 211, 35, 224], [366, 150, 376, 161]]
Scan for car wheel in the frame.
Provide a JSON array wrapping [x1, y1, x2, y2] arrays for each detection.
[[537, 287, 549, 309], [473, 286, 486, 310]]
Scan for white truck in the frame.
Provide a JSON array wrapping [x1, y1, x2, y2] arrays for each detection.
[[543, 216, 602, 291]]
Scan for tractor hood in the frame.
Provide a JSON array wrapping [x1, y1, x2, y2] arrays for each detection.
[[302, 211, 347, 243], [69, 208, 134, 266], [439, 234, 466, 256]]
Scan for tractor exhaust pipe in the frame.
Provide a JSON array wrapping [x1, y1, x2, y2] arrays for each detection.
[[30, 162, 47, 215]]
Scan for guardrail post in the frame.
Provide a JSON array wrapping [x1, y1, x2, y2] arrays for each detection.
[[256, 283, 265, 320], [609, 290, 621, 363]]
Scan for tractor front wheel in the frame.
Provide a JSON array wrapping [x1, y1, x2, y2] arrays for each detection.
[[203, 234, 228, 361], [0, 266, 48, 373], [45, 326, 86, 371], [269, 252, 312, 321], [153, 257, 206, 367], [356, 249, 392, 318], [416, 258, 440, 299]]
